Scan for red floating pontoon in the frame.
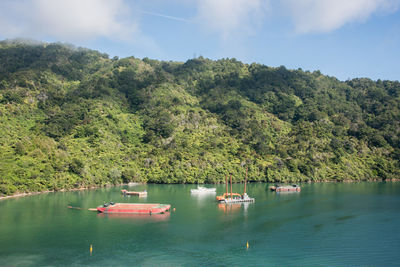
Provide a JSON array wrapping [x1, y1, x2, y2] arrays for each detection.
[[97, 203, 171, 214]]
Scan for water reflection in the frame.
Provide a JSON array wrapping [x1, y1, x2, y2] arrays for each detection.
[[274, 191, 301, 200], [121, 194, 148, 199], [275, 191, 301, 194], [190, 191, 216, 196], [97, 212, 170, 222], [218, 202, 251, 214], [190, 191, 216, 207], [191, 192, 216, 199], [218, 203, 241, 213]]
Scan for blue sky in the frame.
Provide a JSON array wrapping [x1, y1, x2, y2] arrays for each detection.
[[0, 0, 399, 81]]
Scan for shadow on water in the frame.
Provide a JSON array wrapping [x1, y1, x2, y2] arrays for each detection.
[[314, 223, 324, 231], [97, 212, 171, 223], [336, 215, 357, 221]]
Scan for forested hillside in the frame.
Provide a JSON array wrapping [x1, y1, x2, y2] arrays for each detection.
[[1, 40, 399, 196]]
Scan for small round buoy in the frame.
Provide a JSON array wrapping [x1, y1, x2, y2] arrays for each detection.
[[90, 244, 93, 255], [173, 208, 176, 212], [246, 241, 249, 249]]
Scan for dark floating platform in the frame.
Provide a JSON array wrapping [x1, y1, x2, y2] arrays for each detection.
[[270, 185, 301, 192]]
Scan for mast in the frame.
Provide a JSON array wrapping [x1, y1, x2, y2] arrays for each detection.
[[225, 174, 228, 196], [244, 167, 247, 194], [230, 174, 233, 200]]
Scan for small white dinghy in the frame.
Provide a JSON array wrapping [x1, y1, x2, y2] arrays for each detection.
[[190, 186, 216, 194]]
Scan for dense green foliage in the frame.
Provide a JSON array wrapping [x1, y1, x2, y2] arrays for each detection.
[[1, 40, 399, 195]]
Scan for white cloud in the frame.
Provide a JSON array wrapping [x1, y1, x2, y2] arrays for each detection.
[[0, 0, 138, 41], [195, 0, 268, 38], [282, 0, 400, 34], [193, 0, 399, 37], [1, 0, 398, 45]]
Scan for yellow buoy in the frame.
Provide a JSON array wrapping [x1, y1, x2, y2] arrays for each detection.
[[246, 241, 249, 249], [90, 244, 93, 255]]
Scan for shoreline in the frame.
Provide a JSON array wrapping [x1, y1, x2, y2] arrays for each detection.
[[0, 186, 98, 201], [1, 179, 399, 201], [0, 182, 146, 201]]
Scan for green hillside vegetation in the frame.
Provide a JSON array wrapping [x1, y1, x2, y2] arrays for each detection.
[[1, 40, 399, 196]]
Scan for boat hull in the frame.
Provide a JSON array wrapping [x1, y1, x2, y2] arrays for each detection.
[[217, 193, 255, 203], [223, 198, 255, 203], [191, 189, 216, 194], [276, 187, 300, 192]]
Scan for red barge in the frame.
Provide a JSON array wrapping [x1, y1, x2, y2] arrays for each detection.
[[97, 202, 171, 214]]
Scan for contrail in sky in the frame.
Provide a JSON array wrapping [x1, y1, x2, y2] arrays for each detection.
[[139, 10, 194, 23]]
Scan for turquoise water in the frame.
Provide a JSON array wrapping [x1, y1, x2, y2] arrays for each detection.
[[0, 183, 400, 266]]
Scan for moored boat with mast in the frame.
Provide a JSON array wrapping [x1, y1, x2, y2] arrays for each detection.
[[216, 168, 255, 203]]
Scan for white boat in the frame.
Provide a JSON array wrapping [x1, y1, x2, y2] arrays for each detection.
[[190, 186, 216, 194]]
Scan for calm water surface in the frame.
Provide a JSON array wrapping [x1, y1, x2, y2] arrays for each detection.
[[0, 183, 400, 266]]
